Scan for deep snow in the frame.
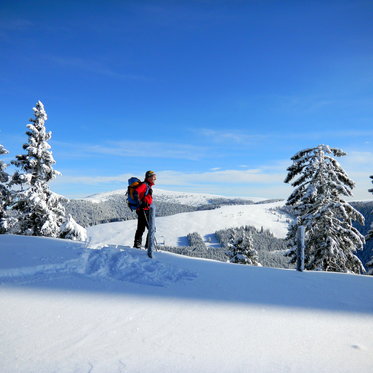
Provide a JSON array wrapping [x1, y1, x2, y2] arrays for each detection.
[[0, 233, 373, 373]]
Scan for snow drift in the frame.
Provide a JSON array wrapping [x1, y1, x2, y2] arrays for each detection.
[[1, 234, 373, 373]]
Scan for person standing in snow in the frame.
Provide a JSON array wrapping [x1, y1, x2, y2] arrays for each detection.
[[133, 170, 156, 249]]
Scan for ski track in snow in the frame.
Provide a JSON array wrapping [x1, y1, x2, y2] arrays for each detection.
[[80, 246, 197, 286], [0, 245, 197, 287]]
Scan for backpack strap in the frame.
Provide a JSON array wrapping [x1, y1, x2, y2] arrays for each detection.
[[144, 182, 151, 196], [133, 182, 151, 201]]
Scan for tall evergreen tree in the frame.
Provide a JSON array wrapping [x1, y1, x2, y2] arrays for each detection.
[[0, 144, 11, 233], [227, 229, 260, 266], [284, 144, 365, 274], [10, 101, 86, 239]]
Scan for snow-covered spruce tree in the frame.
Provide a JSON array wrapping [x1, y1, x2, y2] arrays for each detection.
[[187, 232, 207, 251], [60, 214, 87, 241], [284, 144, 365, 273], [226, 229, 260, 266], [0, 144, 11, 233], [10, 101, 86, 240]]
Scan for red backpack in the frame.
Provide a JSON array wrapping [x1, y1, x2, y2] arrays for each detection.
[[126, 177, 150, 211]]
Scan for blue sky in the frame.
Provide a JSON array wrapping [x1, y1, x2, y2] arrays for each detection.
[[0, 0, 372, 199]]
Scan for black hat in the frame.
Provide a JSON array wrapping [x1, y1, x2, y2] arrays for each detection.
[[145, 170, 156, 179]]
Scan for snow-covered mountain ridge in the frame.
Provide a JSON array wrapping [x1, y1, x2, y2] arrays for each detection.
[[84, 187, 269, 206], [0, 234, 372, 373], [87, 200, 289, 248], [65, 187, 282, 229], [64, 188, 372, 269]]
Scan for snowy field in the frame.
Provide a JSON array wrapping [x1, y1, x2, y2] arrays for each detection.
[[0, 233, 373, 373], [87, 200, 289, 248]]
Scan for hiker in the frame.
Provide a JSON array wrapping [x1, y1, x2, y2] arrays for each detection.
[[133, 170, 156, 249]]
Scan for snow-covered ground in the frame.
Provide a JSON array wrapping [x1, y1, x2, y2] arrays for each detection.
[[1, 234, 373, 373], [87, 200, 289, 248]]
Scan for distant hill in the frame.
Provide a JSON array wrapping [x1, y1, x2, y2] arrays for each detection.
[[64, 188, 280, 227], [84, 188, 263, 205], [64, 188, 372, 270]]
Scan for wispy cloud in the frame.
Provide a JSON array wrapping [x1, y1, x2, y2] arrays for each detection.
[[52, 173, 131, 185], [54, 168, 284, 186], [0, 18, 33, 41], [52, 153, 373, 200], [156, 169, 285, 186], [291, 130, 373, 140], [342, 151, 373, 168], [274, 94, 338, 113], [53, 140, 207, 161], [0, 18, 33, 31], [272, 88, 373, 113], [44, 55, 147, 81], [196, 127, 373, 145], [195, 128, 266, 144]]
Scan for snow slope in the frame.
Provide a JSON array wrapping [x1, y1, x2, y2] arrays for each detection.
[[1, 234, 373, 373], [87, 200, 288, 248]]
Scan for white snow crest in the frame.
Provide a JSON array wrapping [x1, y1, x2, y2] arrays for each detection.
[[1, 235, 373, 373], [79, 247, 197, 286], [0, 243, 196, 287]]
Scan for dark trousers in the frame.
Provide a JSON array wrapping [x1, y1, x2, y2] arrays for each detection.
[[134, 209, 149, 248]]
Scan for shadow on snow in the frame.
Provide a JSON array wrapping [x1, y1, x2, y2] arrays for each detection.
[[0, 235, 373, 315]]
